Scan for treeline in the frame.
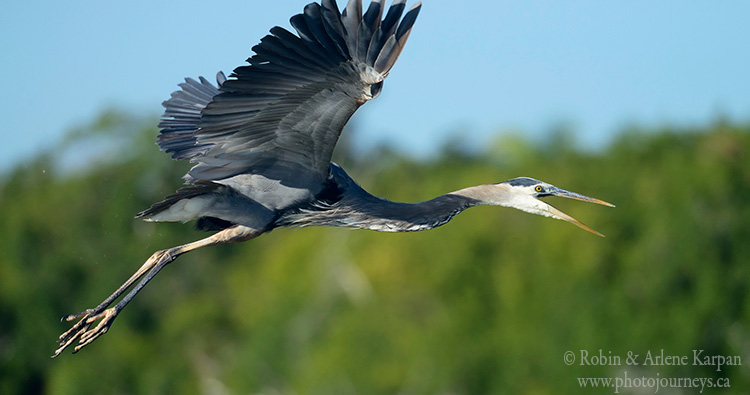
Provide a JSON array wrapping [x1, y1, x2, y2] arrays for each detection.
[[1, 111, 749, 393]]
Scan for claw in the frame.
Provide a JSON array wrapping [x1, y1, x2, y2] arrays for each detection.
[[61, 309, 93, 322], [52, 308, 118, 358]]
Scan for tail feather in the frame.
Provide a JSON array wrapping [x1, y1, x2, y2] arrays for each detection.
[[135, 180, 221, 220]]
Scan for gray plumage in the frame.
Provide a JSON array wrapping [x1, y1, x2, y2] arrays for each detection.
[[274, 162, 481, 232], [160, 0, 419, 191], [55, 0, 613, 357]]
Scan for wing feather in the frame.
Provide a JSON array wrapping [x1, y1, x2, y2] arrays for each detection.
[[320, 0, 351, 58], [342, 0, 363, 54], [268, 26, 335, 71], [157, 0, 422, 192], [377, 2, 420, 74], [301, 3, 347, 62], [367, 0, 405, 65], [289, 13, 338, 67], [357, 0, 383, 60]]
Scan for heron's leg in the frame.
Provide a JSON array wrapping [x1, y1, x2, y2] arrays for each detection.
[[53, 225, 262, 357], [60, 251, 167, 322]]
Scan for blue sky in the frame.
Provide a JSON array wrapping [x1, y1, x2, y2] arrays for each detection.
[[1, 0, 749, 171]]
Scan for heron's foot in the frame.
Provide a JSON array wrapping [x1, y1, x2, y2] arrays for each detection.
[[53, 307, 118, 357]]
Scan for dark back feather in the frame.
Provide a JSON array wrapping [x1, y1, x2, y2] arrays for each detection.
[[276, 163, 480, 232]]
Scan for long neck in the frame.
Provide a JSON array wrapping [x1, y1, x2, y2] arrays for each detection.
[[277, 168, 496, 232], [345, 189, 484, 232]]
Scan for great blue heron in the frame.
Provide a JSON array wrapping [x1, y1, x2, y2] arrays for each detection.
[[54, 0, 613, 357]]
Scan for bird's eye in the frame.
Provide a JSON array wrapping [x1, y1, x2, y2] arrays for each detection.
[[535, 185, 543, 192]]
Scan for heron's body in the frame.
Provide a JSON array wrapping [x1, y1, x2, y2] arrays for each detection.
[[55, 0, 613, 357], [141, 160, 479, 233]]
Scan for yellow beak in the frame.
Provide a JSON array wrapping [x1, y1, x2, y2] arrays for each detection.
[[544, 188, 615, 237]]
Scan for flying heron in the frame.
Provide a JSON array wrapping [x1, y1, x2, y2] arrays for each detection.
[[54, 0, 614, 357]]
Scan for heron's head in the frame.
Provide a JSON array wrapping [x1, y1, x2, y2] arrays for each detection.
[[488, 177, 615, 236]]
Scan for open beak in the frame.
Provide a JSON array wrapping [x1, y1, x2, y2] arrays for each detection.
[[542, 188, 615, 237]]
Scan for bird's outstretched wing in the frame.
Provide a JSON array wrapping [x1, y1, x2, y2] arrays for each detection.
[[158, 0, 421, 191]]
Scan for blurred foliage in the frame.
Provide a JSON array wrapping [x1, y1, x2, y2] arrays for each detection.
[[1, 111, 749, 394]]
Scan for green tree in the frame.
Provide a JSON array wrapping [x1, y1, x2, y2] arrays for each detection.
[[1, 111, 748, 394]]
